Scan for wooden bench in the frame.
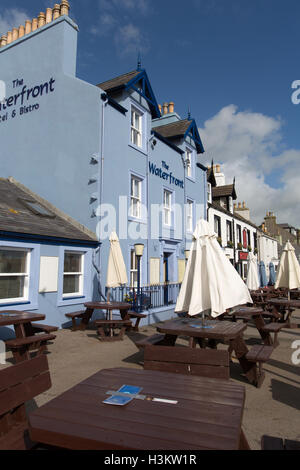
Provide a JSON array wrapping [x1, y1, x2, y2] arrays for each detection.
[[31, 323, 58, 334], [6, 334, 56, 363], [261, 322, 286, 348], [261, 435, 300, 450], [65, 310, 86, 331], [245, 345, 274, 388], [126, 311, 147, 331], [94, 319, 132, 341], [144, 346, 230, 380], [135, 333, 174, 349], [0, 355, 52, 450]]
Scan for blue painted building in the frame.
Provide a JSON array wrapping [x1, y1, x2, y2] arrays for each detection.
[[0, 5, 207, 327]]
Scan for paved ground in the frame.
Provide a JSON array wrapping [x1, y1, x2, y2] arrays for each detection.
[[1, 310, 300, 450]]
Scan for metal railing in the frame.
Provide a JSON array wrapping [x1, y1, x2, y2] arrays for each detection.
[[107, 283, 182, 312]]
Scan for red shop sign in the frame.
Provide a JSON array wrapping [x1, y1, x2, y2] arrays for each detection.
[[239, 251, 248, 261]]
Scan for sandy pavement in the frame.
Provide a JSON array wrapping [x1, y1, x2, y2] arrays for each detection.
[[1, 310, 299, 450]]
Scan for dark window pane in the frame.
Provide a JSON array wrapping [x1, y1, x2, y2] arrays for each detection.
[[64, 253, 81, 273], [0, 276, 25, 299], [63, 275, 80, 294], [0, 251, 27, 274]]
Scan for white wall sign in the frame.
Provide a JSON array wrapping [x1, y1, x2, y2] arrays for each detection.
[[39, 257, 59, 293]]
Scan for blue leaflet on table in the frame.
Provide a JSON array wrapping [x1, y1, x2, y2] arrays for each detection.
[[103, 395, 133, 406], [118, 385, 143, 395]]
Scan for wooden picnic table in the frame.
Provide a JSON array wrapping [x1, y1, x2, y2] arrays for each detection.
[[0, 311, 45, 338], [267, 298, 300, 328], [81, 302, 132, 328], [156, 318, 266, 387], [0, 311, 56, 363], [28, 367, 249, 450], [230, 306, 283, 347]]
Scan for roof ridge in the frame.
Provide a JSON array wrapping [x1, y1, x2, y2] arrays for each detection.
[[7, 177, 98, 241]]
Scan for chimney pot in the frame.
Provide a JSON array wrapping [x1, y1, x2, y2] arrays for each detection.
[[46, 8, 53, 24], [168, 102, 174, 113], [242, 201, 246, 209], [162, 102, 168, 115], [216, 164, 221, 173], [6, 31, 12, 44], [158, 104, 162, 115], [238, 202, 242, 209], [60, 0, 70, 16], [12, 28, 19, 41], [18, 25, 25, 38], [25, 20, 32, 35], [0, 35, 7, 47], [32, 18, 38, 31], [38, 12, 46, 28], [53, 4, 61, 20]]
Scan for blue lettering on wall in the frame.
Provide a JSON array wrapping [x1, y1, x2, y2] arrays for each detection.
[[149, 162, 184, 188], [0, 77, 55, 123]]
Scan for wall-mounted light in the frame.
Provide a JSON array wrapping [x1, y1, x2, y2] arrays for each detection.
[[90, 154, 99, 165]]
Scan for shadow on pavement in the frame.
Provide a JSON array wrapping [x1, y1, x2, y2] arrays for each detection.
[[271, 379, 300, 411]]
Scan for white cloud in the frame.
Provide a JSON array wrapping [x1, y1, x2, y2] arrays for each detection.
[[199, 105, 300, 228], [0, 8, 29, 36], [114, 23, 149, 57]]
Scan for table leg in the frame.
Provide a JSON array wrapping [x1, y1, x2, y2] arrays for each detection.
[[79, 308, 94, 330], [239, 429, 251, 450], [231, 336, 259, 386], [253, 315, 273, 346]]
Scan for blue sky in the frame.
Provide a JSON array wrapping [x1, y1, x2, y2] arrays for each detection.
[[1, 0, 300, 226]]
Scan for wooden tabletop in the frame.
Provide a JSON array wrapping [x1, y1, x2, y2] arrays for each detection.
[[232, 306, 264, 316], [28, 367, 246, 450], [0, 311, 45, 327], [268, 298, 300, 308], [84, 302, 131, 311], [157, 319, 247, 341]]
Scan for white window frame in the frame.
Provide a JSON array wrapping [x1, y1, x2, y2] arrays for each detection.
[[131, 106, 143, 149], [185, 146, 195, 180], [163, 189, 173, 227], [130, 248, 138, 288], [130, 175, 142, 219], [186, 199, 194, 233], [62, 251, 84, 298], [0, 247, 31, 304]]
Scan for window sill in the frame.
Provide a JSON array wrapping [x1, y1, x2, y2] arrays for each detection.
[[0, 301, 38, 311], [128, 143, 147, 156], [57, 296, 89, 307], [186, 176, 196, 183], [128, 216, 147, 225]]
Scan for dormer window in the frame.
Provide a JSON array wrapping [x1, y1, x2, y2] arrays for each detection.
[[131, 106, 143, 148]]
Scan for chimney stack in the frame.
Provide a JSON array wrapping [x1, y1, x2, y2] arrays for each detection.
[[0, 2, 72, 49]]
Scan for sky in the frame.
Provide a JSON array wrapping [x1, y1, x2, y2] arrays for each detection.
[[1, 0, 300, 227]]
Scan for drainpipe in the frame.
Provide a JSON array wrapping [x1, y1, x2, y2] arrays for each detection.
[[180, 154, 187, 249], [94, 92, 108, 301]]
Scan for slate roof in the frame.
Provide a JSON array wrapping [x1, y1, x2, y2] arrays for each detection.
[[0, 178, 98, 243], [97, 70, 140, 93], [212, 184, 237, 200], [152, 120, 191, 140]]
